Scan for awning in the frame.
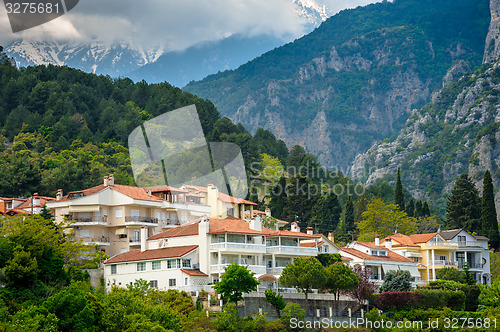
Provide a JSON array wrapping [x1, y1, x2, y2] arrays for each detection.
[[68, 206, 100, 212], [115, 228, 127, 235], [406, 252, 422, 258], [382, 265, 399, 273], [405, 266, 421, 278]]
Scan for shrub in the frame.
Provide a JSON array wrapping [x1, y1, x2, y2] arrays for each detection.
[[374, 291, 421, 311], [416, 288, 465, 311], [424, 280, 479, 311], [281, 302, 305, 331]]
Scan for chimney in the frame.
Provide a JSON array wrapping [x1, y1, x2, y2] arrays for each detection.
[[291, 222, 300, 233], [104, 176, 109, 186], [328, 232, 334, 243], [148, 189, 152, 197], [385, 238, 392, 250], [140, 226, 148, 252], [207, 184, 219, 217], [265, 208, 271, 217], [250, 215, 262, 232], [306, 226, 313, 235], [56, 189, 63, 201], [108, 174, 114, 186], [375, 234, 380, 246]]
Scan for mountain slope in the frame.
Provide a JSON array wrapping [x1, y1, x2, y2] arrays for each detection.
[[184, 0, 490, 169], [351, 0, 500, 213]]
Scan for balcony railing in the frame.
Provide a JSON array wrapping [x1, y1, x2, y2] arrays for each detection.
[[211, 264, 266, 274], [77, 237, 110, 245], [426, 241, 459, 247], [161, 219, 181, 228], [210, 242, 266, 252], [266, 266, 288, 274], [458, 241, 483, 248], [458, 262, 483, 269], [70, 216, 108, 225], [266, 245, 318, 255], [124, 216, 158, 225], [431, 260, 457, 266]]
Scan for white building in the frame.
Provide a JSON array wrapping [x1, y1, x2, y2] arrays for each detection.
[[103, 217, 324, 293]]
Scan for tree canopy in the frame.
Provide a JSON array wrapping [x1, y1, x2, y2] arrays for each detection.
[[213, 263, 259, 304]]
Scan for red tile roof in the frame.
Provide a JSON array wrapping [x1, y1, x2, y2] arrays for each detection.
[[301, 241, 324, 248], [341, 247, 416, 263], [354, 241, 388, 249], [148, 222, 199, 240], [181, 269, 208, 277], [382, 234, 420, 247], [262, 229, 321, 239], [17, 196, 55, 209], [408, 233, 439, 244], [105, 245, 198, 264], [60, 184, 162, 202], [208, 217, 264, 235], [146, 185, 189, 193]]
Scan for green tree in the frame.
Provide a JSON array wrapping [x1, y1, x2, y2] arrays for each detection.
[[279, 257, 326, 310], [405, 197, 415, 217], [350, 266, 377, 305], [214, 263, 260, 304], [462, 263, 476, 285], [445, 174, 481, 232], [479, 278, 500, 308], [337, 196, 356, 243], [415, 200, 423, 217], [40, 204, 53, 220], [324, 263, 359, 303], [422, 201, 430, 217], [357, 198, 416, 241], [264, 289, 286, 317], [379, 270, 412, 292], [310, 192, 341, 235], [481, 170, 500, 250], [436, 267, 466, 283], [283, 174, 316, 228], [394, 167, 405, 211], [268, 175, 287, 220], [490, 251, 500, 282], [316, 253, 342, 267]]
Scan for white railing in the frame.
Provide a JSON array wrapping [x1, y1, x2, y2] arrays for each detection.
[[124, 216, 158, 225], [458, 241, 483, 248], [431, 260, 457, 266], [266, 245, 318, 255], [426, 242, 458, 247], [177, 284, 215, 293], [210, 242, 266, 252], [211, 264, 266, 274], [267, 267, 286, 274], [78, 237, 110, 245]]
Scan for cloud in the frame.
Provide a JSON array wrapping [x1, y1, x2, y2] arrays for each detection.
[[0, 0, 381, 50]]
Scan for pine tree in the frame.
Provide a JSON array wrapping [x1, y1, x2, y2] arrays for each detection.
[[394, 167, 405, 211], [481, 170, 500, 250], [446, 174, 481, 232], [405, 198, 415, 217], [283, 175, 316, 229], [422, 202, 430, 217], [268, 176, 287, 220]]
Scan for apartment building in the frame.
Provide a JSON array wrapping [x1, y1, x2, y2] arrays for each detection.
[[340, 238, 421, 287], [103, 216, 322, 292], [46, 176, 258, 257], [0, 194, 54, 215], [382, 229, 491, 285]]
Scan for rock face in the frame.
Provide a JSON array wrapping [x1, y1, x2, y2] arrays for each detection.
[[484, 0, 500, 63], [186, 0, 489, 170], [351, 58, 500, 212]]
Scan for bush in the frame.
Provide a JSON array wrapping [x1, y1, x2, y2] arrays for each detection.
[[416, 288, 465, 311], [281, 302, 305, 331], [424, 280, 479, 311], [379, 270, 412, 292], [374, 291, 421, 311]]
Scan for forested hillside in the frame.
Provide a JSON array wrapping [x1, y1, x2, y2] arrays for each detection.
[[185, 0, 490, 168]]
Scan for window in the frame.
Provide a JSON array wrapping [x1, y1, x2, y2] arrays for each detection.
[[150, 280, 158, 288], [152, 261, 161, 270], [137, 262, 146, 271], [80, 229, 90, 238], [167, 259, 179, 269], [324, 247, 328, 253], [226, 208, 234, 217], [458, 235, 467, 242], [169, 279, 176, 287], [115, 208, 123, 218], [111, 265, 117, 275], [182, 259, 192, 268], [185, 277, 188, 286]]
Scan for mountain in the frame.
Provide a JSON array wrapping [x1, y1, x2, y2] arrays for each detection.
[[351, 0, 500, 213], [184, 0, 490, 170], [2, 0, 333, 86], [3, 39, 164, 77]]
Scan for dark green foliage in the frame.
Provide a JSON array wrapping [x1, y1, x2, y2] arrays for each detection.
[[268, 176, 287, 220], [394, 167, 405, 211], [283, 175, 316, 228], [436, 267, 466, 283], [316, 253, 342, 267], [324, 262, 359, 302], [379, 270, 412, 292], [310, 192, 341, 235], [481, 170, 500, 249], [336, 196, 356, 243], [462, 262, 477, 285], [375, 291, 421, 311], [445, 174, 481, 232], [426, 279, 481, 311], [423, 202, 430, 217], [415, 288, 466, 311], [415, 200, 423, 217], [405, 197, 415, 217], [264, 290, 286, 317]]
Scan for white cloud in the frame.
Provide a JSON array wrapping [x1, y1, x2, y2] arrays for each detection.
[[0, 0, 381, 50]]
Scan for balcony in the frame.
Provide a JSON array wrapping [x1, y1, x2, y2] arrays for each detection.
[[161, 219, 181, 228], [78, 237, 110, 246], [426, 241, 459, 247], [70, 216, 108, 226], [129, 238, 141, 246], [266, 245, 318, 256], [430, 260, 457, 266], [266, 266, 287, 274], [210, 242, 266, 253], [458, 262, 483, 269], [458, 241, 483, 248], [124, 216, 158, 226], [211, 264, 266, 274]]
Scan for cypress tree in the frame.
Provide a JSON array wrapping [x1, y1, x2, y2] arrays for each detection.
[[481, 171, 500, 250], [283, 175, 315, 229], [343, 196, 356, 236], [268, 175, 287, 220], [394, 167, 405, 211], [311, 192, 341, 235], [446, 174, 481, 232], [423, 202, 430, 217], [406, 198, 415, 217], [415, 200, 423, 217]]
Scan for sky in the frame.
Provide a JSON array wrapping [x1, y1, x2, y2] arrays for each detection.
[[0, 0, 381, 51]]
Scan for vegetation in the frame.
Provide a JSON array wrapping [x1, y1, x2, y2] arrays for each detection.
[[481, 170, 500, 250], [379, 270, 412, 293], [213, 263, 259, 304], [445, 174, 481, 232]]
